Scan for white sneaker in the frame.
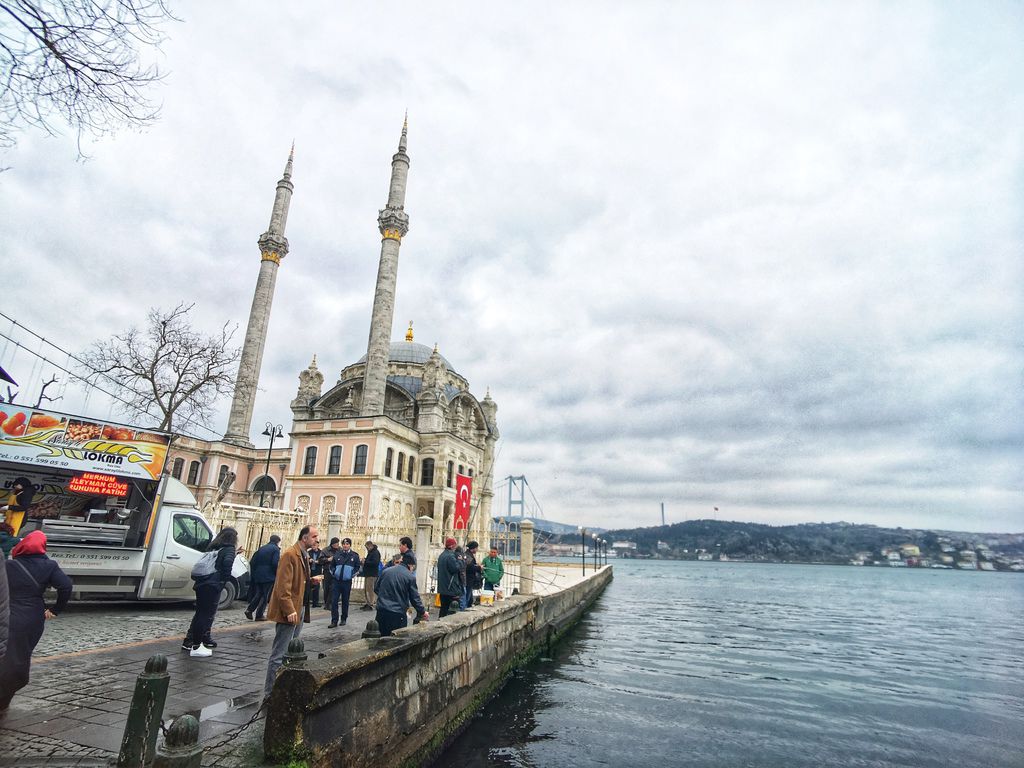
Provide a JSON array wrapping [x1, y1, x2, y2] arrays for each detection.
[[190, 644, 213, 657]]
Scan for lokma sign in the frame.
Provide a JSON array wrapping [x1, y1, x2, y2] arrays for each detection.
[[0, 406, 170, 482]]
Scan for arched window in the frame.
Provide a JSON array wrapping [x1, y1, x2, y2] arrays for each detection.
[[171, 457, 184, 479], [407, 457, 415, 483], [187, 461, 200, 485], [468, 467, 474, 478], [252, 475, 276, 493], [385, 448, 394, 477], [447, 461, 454, 488], [458, 464, 464, 476], [421, 458, 435, 486], [328, 446, 342, 474], [396, 452, 405, 481], [303, 446, 317, 475], [218, 464, 231, 486], [353, 444, 368, 475]]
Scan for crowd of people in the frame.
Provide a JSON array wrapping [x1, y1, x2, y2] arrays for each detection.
[[0, 516, 507, 713]]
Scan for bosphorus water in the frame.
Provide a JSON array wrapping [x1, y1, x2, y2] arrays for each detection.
[[442, 560, 1024, 767]]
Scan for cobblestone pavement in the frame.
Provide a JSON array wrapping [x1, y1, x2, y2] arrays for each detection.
[[0, 599, 379, 767], [34, 601, 257, 657]]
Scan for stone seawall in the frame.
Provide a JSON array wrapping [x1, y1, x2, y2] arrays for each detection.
[[264, 565, 613, 767]]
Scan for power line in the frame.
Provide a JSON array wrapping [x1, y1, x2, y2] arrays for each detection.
[[0, 320, 220, 439]]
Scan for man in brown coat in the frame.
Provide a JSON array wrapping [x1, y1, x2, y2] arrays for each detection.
[[263, 525, 322, 699]]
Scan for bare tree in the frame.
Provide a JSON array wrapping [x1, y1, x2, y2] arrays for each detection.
[[80, 303, 240, 433], [34, 373, 60, 407], [0, 0, 176, 153]]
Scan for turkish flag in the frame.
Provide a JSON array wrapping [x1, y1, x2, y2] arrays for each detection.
[[454, 474, 472, 530]]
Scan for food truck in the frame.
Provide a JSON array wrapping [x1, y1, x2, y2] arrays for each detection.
[[0, 405, 248, 608]]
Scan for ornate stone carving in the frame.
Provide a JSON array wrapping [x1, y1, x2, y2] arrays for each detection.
[[258, 231, 289, 260], [296, 495, 311, 514], [377, 206, 410, 239], [296, 355, 324, 400], [322, 495, 336, 516], [347, 496, 363, 527]]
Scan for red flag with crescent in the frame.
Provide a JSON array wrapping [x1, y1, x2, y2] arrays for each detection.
[[454, 474, 472, 530]]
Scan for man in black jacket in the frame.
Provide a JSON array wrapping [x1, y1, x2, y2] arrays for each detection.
[[436, 537, 462, 617], [464, 541, 482, 608], [361, 540, 381, 611], [245, 535, 280, 621]]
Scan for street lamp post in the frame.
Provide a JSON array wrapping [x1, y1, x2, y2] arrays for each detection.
[[592, 533, 598, 571], [579, 526, 585, 576], [260, 423, 283, 508], [601, 539, 606, 566]]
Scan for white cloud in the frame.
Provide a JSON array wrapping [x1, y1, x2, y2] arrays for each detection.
[[1, 1, 1020, 532]]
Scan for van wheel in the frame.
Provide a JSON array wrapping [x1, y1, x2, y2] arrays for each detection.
[[218, 580, 237, 609]]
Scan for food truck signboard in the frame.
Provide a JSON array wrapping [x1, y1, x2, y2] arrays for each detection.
[[0, 406, 170, 482]]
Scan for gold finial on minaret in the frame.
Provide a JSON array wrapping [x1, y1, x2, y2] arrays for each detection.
[[405, 321, 414, 342], [433, 343, 439, 353]]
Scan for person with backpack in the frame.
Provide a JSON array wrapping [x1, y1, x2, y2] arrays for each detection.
[[327, 537, 361, 628], [182, 527, 237, 657], [361, 540, 381, 611]]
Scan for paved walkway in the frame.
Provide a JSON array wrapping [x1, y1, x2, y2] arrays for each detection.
[[0, 603, 377, 767]]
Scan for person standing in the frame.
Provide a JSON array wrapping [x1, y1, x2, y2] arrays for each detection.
[[374, 552, 429, 636], [454, 545, 468, 610], [436, 537, 462, 618], [327, 538, 360, 628], [482, 547, 504, 591], [319, 538, 340, 611], [0, 477, 35, 535], [0, 531, 72, 711], [263, 526, 323, 700], [307, 541, 324, 608], [464, 541, 482, 608], [244, 534, 280, 621], [361, 540, 381, 611], [0, 549, 9, 681], [183, 527, 237, 657]]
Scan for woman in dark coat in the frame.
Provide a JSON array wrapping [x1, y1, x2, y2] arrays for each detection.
[[0, 530, 72, 711], [182, 527, 237, 657]]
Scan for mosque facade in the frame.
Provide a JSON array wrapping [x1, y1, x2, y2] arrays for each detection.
[[163, 120, 498, 550]]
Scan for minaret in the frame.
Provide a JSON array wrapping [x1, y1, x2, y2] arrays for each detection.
[[361, 117, 410, 416], [223, 146, 295, 446]]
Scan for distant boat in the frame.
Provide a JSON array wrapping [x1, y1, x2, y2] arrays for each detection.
[[930, 564, 952, 569]]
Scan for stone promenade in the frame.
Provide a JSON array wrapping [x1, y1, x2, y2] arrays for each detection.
[[0, 601, 375, 767]]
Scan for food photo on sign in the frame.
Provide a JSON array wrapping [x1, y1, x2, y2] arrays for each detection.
[[0, 406, 170, 482]]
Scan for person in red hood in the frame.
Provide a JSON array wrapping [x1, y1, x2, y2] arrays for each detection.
[[0, 531, 72, 712]]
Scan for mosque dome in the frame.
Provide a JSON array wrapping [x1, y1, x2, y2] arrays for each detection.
[[356, 341, 454, 370]]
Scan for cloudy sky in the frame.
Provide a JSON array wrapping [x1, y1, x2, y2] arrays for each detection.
[[1, 2, 1021, 532]]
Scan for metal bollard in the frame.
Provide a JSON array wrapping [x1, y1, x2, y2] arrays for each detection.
[[118, 654, 170, 767], [283, 638, 307, 666], [153, 715, 201, 768], [362, 619, 381, 639]]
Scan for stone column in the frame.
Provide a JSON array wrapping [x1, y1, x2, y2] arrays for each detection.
[[224, 149, 294, 446], [520, 520, 535, 596], [362, 120, 410, 416], [415, 515, 433, 594], [327, 512, 344, 545]]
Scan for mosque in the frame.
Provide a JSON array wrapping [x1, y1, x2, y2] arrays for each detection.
[[164, 120, 499, 550]]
